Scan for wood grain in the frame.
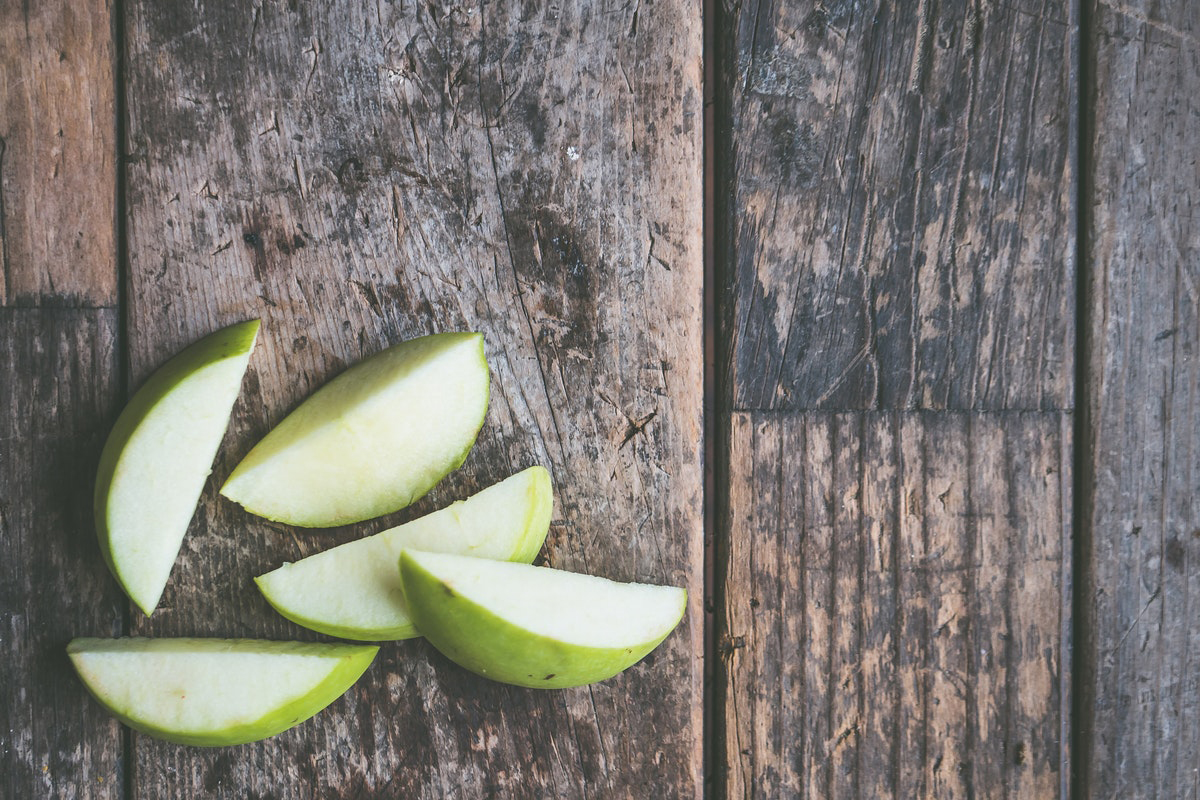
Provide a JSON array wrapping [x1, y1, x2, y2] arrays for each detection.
[[718, 0, 1075, 412], [0, 2, 124, 796], [0, 0, 117, 307], [123, 0, 702, 796], [721, 412, 1070, 799], [0, 310, 125, 798], [716, 1, 1076, 796], [1082, 1, 1200, 797]]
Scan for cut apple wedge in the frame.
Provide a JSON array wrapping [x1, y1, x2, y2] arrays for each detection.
[[95, 320, 259, 615], [399, 550, 686, 688], [221, 332, 489, 527], [67, 638, 377, 746], [255, 466, 554, 641]]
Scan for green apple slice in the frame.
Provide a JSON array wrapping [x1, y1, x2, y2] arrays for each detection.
[[67, 638, 377, 746], [221, 332, 489, 527], [399, 550, 687, 688], [255, 466, 554, 641], [95, 320, 260, 616]]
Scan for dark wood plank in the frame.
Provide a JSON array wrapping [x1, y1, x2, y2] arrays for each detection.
[[1082, 2, 1200, 796], [124, 0, 702, 796], [0, 310, 125, 797], [719, 0, 1075, 412], [0, 0, 117, 307], [716, 1, 1076, 796]]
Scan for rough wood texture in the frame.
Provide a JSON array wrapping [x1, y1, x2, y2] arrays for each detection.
[[0, 2, 124, 796], [123, 0, 702, 796], [0, 0, 117, 307], [0, 310, 125, 797], [722, 411, 1070, 798], [1082, 1, 1200, 797], [716, 1, 1076, 796], [720, 0, 1075, 412]]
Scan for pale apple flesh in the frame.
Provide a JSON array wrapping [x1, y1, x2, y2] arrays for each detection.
[[399, 550, 686, 689], [255, 466, 554, 641], [221, 332, 490, 528], [95, 320, 259, 616], [67, 638, 377, 746]]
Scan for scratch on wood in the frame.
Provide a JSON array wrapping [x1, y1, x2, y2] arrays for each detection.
[[908, 0, 932, 92], [304, 37, 321, 95], [391, 185, 406, 247], [644, 225, 671, 271], [1113, 587, 1162, 652], [250, 3, 262, 49], [258, 112, 279, 136], [293, 156, 306, 200], [619, 409, 657, 450], [476, 28, 569, 467], [1098, 0, 1199, 45], [0, 136, 8, 303]]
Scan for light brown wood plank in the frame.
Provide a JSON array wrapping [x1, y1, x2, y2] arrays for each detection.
[[1083, 1, 1200, 796], [123, 0, 702, 796], [0, 1, 117, 307], [721, 411, 1070, 799], [0, 309, 125, 798]]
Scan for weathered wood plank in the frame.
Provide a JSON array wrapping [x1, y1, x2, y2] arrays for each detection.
[[0, 2, 124, 795], [1082, 2, 1200, 797], [719, 0, 1075, 412], [0, 309, 125, 799], [0, 1, 117, 307], [721, 411, 1070, 799], [716, 0, 1076, 796], [124, 0, 702, 796]]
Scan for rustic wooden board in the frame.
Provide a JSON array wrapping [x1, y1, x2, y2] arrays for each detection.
[[0, 0, 117, 306], [718, 0, 1075, 412], [0, 2, 123, 797], [716, 1, 1076, 796], [0, 310, 125, 799], [123, 0, 702, 797], [721, 411, 1070, 798], [1081, 1, 1200, 797]]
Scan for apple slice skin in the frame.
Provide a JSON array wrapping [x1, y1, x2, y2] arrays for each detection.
[[399, 552, 686, 689], [67, 638, 377, 746], [94, 319, 260, 615], [254, 466, 554, 641], [221, 332, 490, 527]]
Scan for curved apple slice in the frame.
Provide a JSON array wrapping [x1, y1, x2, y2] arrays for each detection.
[[255, 466, 554, 641], [221, 332, 489, 527], [67, 638, 377, 746], [95, 320, 259, 615], [399, 550, 687, 688]]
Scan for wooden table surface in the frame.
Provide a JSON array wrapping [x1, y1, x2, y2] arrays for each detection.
[[1, 1, 1195, 797]]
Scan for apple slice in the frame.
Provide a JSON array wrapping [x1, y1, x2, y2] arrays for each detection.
[[399, 550, 687, 688], [221, 332, 489, 527], [255, 466, 554, 641], [67, 638, 377, 746], [94, 320, 259, 616]]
